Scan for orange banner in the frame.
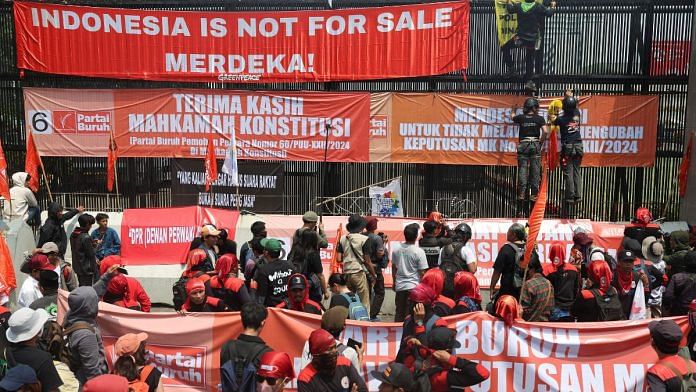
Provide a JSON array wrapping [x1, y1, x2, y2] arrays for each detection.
[[58, 293, 689, 392], [25, 89, 657, 167]]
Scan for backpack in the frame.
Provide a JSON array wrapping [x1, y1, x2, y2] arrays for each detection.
[[38, 320, 65, 359], [507, 242, 527, 289], [341, 293, 370, 321], [172, 276, 189, 311], [61, 321, 96, 372], [127, 365, 155, 392], [440, 242, 466, 299], [220, 343, 268, 392], [661, 357, 696, 392], [590, 288, 624, 321]]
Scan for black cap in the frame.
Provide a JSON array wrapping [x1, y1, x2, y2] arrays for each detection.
[[370, 362, 414, 390], [39, 270, 59, 289], [649, 320, 682, 354], [428, 326, 461, 351], [288, 276, 306, 290], [618, 249, 636, 262]]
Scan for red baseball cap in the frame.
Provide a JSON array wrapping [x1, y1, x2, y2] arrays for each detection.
[[26, 254, 53, 272], [257, 352, 295, 380]]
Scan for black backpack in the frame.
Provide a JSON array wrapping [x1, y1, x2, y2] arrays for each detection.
[[172, 276, 190, 311], [440, 242, 466, 299], [590, 288, 624, 321], [220, 342, 268, 392]]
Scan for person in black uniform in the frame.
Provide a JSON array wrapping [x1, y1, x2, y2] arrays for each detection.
[[512, 97, 548, 202], [552, 95, 584, 203], [505, 0, 556, 87]]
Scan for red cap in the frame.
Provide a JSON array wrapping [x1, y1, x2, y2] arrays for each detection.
[[186, 278, 206, 295], [257, 352, 295, 380], [308, 329, 335, 355], [27, 254, 53, 272]]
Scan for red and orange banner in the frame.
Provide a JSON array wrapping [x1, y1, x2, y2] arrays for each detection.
[[14, 1, 469, 83], [58, 294, 689, 392], [23, 89, 659, 167]]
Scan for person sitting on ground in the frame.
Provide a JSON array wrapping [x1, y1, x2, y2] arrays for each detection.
[[99, 256, 151, 313], [399, 327, 490, 392], [197, 224, 220, 272], [254, 238, 295, 307], [83, 374, 130, 392], [65, 286, 109, 387], [543, 243, 580, 322], [38, 202, 84, 259], [664, 251, 696, 316], [3, 172, 40, 228], [90, 213, 121, 261], [18, 255, 54, 308], [665, 230, 693, 277], [452, 271, 482, 314], [327, 273, 362, 311], [370, 362, 416, 392], [220, 303, 273, 382], [300, 307, 362, 376], [613, 249, 650, 319], [29, 270, 59, 321], [646, 319, 696, 391], [298, 329, 367, 392], [396, 284, 448, 362], [492, 295, 522, 327], [181, 249, 213, 281], [421, 268, 456, 317], [392, 223, 428, 322], [276, 274, 323, 315], [289, 229, 329, 304], [189, 227, 236, 257], [70, 214, 98, 286], [573, 260, 624, 322], [113, 332, 164, 392], [520, 257, 555, 322], [180, 278, 228, 313], [103, 274, 148, 312], [256, 351, 296, 392], [0, 364, 42, 392], [37, 242, 78, 292], [292, 211, 329, 249], [207, 253, 250, 311], [5, 308, 63, 392]]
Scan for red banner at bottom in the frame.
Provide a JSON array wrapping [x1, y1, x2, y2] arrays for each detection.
[[59, 292, 687, 391]]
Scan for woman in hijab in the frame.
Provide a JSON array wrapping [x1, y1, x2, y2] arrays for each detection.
[[421, 269, 455, 317], [207, 254, 251, 311], [452, 271, 482, 314], [103, 274, 143, 311], [543, 243, 580, 322], [395, 284, 448, 362], [182, 249, 211, 280], [492, 295, 522, 327], [573, 260, 624, 321]]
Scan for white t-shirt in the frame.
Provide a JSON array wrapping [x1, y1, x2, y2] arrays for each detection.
[[18, 276, 42, 308], [300, 339, 361, 376], [391, 243, 428, 292], [437, 244, 476, 267]]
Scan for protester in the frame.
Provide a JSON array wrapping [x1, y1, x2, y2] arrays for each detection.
[[646, 320, 696, 390], [113, 332, 164, 392], [327, 273, 361, 310], [552, 96, 584, 203], [439, 223, 477, 275], [29, 270, 59, 320], [364, 217, 388, 320], [336, 214, 377, 316], [665, 230, 692, 277], [0, 364, 41, 392], [216, 229, 237, 256], [65, 287, 109, 387], [612, 249, 650, 319], [297, 329, 367, 392], [398, 284, 448, 355], [292, 211, 328, 249], [5, 308, 63, 392], [276, 274, 323, 315], [664, 251, 696, 316], [624, 208, 663, 251], [37, 202, 84, 258], [543, 243, 580, 321], [70, 213, 98, 286], [2, 172, 40, 227], [239, 221, 267, 271], [254, 238, 295, 307], [82, 374, 130, 392], [38, 241, 78, 292], [104, 274, 148, 312], [511, 98, 548, 202], [180, 278, 228, 313], [18, 254, 53, 308], [421, 268, 455, 317], [573, 260, 624, 321], [243, 238, 266, 286], [198, 224, 220, 272], [520, 257, 555, 321], [492, 295, 522, 327], [452, 271, 482, 314], [181, 248, 212, 280], [220, 303, 272, 380], [571, 229, 600, 280], [419, 220, 451, 269], [207, 253, 250, 311], [392, 223, 428, 322], [288, 228, 328, 304], [90, 213, 121, 260], [643, 236, 667, 317], [624, 237, 667, 318], [99, 256, 151, 313], [490, 223, 527, 300], [300, 307, 361, 375], [256, 351, 296, 392]]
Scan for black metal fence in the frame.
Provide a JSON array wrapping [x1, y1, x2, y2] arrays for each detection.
[[0, 0, 691, 220]]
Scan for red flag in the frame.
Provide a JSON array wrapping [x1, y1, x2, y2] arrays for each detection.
[[106, 132, 117, 192], [0, 141, 10, 200], [522, 165, 549, 269], [548, 129, 560, 170], [0, 234, 16, 290], [204, 134, 218, 192], [25, 132, 40, 192], [331, 223, 343, 274], [679, 132, 693, 198]]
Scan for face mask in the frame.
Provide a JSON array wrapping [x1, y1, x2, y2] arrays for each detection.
[[315, 352, 338, 377]]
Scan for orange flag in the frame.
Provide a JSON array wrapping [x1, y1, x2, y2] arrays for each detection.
[[25, 132, 40, 192], [679, 132, 693, 198], [106, 132, 117, 192], [204, 134, 218, 192], [0, 234, 16, 290], [331, 223, 343, 273], [522, 165, 549, 269], [0, 141, 10, 200]]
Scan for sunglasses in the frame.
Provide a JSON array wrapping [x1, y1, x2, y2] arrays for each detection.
[[256, 375, 280, 386]]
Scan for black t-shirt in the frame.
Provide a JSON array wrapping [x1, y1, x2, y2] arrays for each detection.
[[254, 260, 296, 307], [513, 114, 545, 140], [141, 365, 163, 392], [493, 243, 522, 298], [507, 3, 554, 43], [9, 345, 63, 392], [553, 110, 582, 144], [329, 291, 358, 309]]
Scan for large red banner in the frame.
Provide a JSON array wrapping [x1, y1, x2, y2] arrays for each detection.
[[14, 1, 469, 83], [58, 295, 689, 392], [120, 206, 239, 266]]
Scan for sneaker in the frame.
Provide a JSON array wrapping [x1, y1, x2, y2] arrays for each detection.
[[369, 317, 381, 322], [574, 196, 583, 203]]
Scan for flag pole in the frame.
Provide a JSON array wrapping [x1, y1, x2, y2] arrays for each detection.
[[37, 154, 53, 203]]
